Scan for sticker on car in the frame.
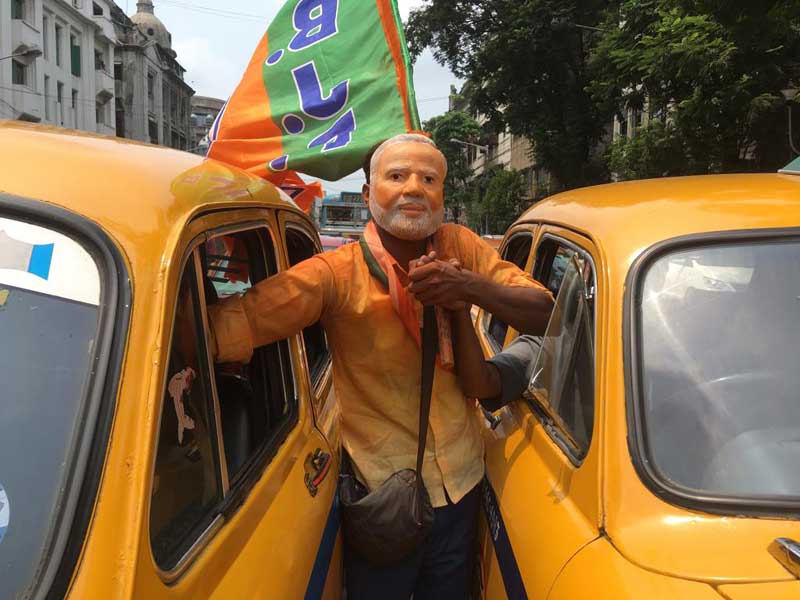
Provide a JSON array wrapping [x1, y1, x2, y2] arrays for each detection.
[[0, 484, 9, 545]]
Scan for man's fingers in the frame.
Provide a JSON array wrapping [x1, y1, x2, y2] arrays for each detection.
[[408, 261, 444, 281], [448, 258, 462, 270]]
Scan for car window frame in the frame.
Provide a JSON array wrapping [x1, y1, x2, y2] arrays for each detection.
[[279, 216, 332, 390], [0, 194, 131, 600], [526, 232, 598, 467], [482, 229, 536, 353], [149, 219, 300, 581], [625, 227, 800, 518]]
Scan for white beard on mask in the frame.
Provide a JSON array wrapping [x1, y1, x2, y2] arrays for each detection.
[[369, 193, 444, 241]]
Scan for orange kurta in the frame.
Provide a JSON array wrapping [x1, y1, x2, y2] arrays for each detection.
[[209, 223, 546, 507]]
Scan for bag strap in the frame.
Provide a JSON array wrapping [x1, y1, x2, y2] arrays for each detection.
[[416, 305, 437, 488]]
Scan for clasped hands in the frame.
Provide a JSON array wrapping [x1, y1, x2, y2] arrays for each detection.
[[406, 251, 473, 312]]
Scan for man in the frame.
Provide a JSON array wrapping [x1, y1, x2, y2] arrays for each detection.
[[208, 133, 552, 599]]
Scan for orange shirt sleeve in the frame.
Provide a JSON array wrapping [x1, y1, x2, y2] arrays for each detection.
[[208, 255, 336, 363], [456, 226, 548, 291]]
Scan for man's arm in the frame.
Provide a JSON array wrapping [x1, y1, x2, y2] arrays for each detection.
[[451, 306, 502, 399], [208, 256, 336, 363], [408, 261, 553, 335]]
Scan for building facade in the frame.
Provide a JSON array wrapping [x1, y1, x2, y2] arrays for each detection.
[[112, 0, 193, 149], [1, 0, 118, 134], [0, 0, 193, 150], [190, 95, 224, 155], [448, 85, 551, 201]]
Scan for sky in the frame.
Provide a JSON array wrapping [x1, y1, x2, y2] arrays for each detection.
[[125, 0, 461, 195]]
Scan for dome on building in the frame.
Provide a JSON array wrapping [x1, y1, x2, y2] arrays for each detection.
[[131, 0, 172, 50]]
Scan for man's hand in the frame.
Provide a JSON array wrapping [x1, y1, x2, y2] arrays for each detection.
[[407, 251, 474, 311]]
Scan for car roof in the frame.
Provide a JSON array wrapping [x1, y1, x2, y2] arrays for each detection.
[[518, 173, 800, 260], [0, 121, 300, 261]]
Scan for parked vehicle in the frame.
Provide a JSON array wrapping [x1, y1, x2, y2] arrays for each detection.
[[473, 173, 800, 599], [0, 122, 341, 600]]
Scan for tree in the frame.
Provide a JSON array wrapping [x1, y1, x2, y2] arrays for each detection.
[[466, 167, 528, 234], [407, 0, 614, 192], [422, 111, 482, 222], [590, 0, 800, 177]]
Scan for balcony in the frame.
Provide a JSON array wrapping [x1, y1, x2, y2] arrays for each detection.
[[92, 15, 116, 42], [95, 69, 114, 102], [11, 85, 43, 122], [11, 19, 40, 53]]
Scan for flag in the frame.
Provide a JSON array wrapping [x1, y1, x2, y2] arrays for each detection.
[[207, 0, 420, 193]]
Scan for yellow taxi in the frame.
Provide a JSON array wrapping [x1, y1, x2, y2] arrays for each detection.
[[473, 171, 800, 599], [0, 122, 342, 599]]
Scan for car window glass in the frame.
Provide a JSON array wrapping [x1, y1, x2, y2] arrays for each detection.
[[528, 251, 595, 458], [285, 227, 331, 386], [487, 233, 533, 348], [0, 217, 102, 599], [639, 240, 800, 499], [150, 258, 221, 571], [201, 229, 296, 484]]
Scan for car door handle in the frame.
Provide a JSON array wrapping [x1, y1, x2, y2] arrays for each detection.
[[304, 448, 332, 497], [770, 537, 800, 578]]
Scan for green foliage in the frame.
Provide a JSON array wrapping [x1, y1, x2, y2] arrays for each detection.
[[466, 167, 528, 234], [407, 0, 613, 192], [590, 0, 800, 174], [410, 0, 800, 186], [423, 111, 482, 222]]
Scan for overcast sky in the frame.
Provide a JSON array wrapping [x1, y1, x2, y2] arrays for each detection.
[[126, 0, 460, 194]]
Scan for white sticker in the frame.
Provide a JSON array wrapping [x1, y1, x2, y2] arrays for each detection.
[[0, 217, 100, 306], [0, 484, 9, 545], [167, 368, 197, 445]]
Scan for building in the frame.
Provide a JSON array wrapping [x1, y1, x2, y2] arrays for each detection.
[[190, 95, 225, 155], [313, 192, 369, 238], [448, 85, 552, 201], [0, 0, 119, 134], [112, 0, 193, 149]]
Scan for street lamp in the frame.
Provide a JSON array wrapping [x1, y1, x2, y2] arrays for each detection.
[[0, 45, 43, 62], [782, 88, 800, 156], [449, 137, 489, 154]]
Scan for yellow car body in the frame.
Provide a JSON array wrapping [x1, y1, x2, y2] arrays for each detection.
[[0, 122, 342, 599], [473, 173, 800, 599]]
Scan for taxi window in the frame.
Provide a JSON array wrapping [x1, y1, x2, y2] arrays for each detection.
[[200, 229, 296, 484], [150, 259, 222, 570], [528, 240, 595, 461], [284, 226, 331, 386], [487, 233, 533, 349], [150, 226, 298, 574], [0, 216, 104, 599]]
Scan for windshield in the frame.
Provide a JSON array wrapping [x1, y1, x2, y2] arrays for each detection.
[[637, 239, 800, 501], [0, 216, 102, 598]]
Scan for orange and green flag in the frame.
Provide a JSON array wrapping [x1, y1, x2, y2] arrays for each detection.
[[207, 0, 420, 206]]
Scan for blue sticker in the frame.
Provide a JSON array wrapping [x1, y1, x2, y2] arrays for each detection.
[[28, 243, 54, 280], [0, 484, 9, 545]]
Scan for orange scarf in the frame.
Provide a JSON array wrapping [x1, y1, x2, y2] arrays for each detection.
[[362, 221, 454, 370]]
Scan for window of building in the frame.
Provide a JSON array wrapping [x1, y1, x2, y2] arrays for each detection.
[[70, 33, 81, 77], [92, 1, 103, 16], [44, 76, 51, 120], [147, 71, 155, 100], [71, 89, 78, 109], [11, 60, 26, 86], [42, 15, 50, 60], [486, 233, 534, 349], [96, 101, 104, 125], [55, 24, 63, 67], [150, 258, 222, 571], [284, 226, 331, 386], [113, 61, 122, 81], [57, 81, 64, 123], [527, 237, 595, 461], [618, 113, 628, 139], [148, 118, 158, 144], [11, 0, 25, 20]]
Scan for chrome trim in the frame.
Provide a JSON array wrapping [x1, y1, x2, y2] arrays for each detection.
[[194, 249, 230, 495], [157, 515, 225, 585], [769, 537, 800, 578]]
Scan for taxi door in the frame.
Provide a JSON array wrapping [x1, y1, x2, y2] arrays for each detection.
[[129, 207, 340, 599], [475, 225, 603, 599]]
